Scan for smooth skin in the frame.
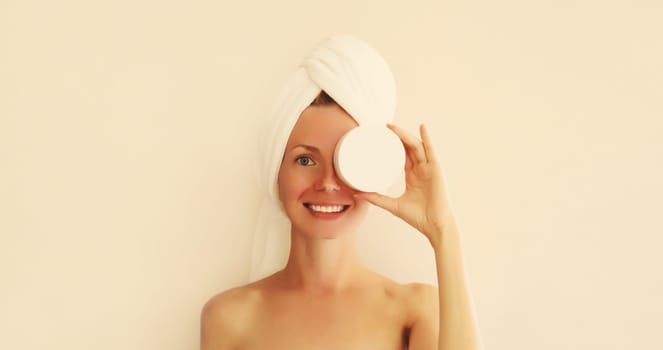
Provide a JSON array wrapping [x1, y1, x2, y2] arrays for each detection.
[[201, 104, 481, 350]]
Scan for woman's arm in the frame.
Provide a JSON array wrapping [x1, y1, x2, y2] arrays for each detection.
[[355, 124, 482, 350], [431, 215, 482, 350]]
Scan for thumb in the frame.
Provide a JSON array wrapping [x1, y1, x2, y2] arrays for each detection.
[[354, 192, 398, 214]]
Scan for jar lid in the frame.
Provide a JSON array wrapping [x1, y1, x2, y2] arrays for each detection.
[[334, 125, 405, 193]]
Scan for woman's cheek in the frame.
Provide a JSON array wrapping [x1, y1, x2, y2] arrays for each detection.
[[279, 167, 311, 203], [291, 171, 314, 195]]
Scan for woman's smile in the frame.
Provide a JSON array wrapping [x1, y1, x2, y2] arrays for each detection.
[[303, 202, 352, 219], [305, 203, 349, 213]]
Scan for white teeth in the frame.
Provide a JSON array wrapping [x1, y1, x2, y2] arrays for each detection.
[[308, 204, 345, 213]]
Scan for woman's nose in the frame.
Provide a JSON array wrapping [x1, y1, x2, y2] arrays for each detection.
[[315, 164, 342, 192]]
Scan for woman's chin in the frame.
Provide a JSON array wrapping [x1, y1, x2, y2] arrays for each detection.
[[291, 222, 356, 240]]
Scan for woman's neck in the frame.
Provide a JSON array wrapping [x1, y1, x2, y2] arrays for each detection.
[[281, 230, 365, 293]]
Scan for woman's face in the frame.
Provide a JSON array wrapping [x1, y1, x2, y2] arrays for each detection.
[[278, 104, 369, 239]]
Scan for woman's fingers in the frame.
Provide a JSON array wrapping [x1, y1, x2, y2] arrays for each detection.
[[420, 124, 439, 164], [388, 123, 427, 164], [354, 192, 398, 214]]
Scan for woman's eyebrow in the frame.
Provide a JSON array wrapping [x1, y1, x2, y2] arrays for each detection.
[[289, 144, 320, 153]]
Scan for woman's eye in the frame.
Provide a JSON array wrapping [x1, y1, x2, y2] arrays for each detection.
[[296, 156, 316, 166]]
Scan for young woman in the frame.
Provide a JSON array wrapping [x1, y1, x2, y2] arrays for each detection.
[[201, 37, 481, 350]]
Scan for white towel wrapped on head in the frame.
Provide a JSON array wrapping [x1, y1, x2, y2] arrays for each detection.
[[250, 35, 397, 281]]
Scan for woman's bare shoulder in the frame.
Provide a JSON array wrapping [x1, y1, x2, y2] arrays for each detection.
[[200, 279, 272, 349], [401, 282, 439, 336], [203, 286, 258, 315], [402, 282, 438, 314], [404, 282, 438, 300], [201, 276, 275, 322], [363, 271, 436, 309], [363, 272, 438, 329], [366, 270, 436, 299]]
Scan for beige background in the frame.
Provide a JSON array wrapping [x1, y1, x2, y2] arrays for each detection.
[[2, 0, 662, 349]]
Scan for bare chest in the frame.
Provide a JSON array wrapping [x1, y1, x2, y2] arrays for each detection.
[[238, 293, 409, 350]]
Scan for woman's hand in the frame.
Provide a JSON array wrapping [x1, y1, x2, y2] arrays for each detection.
[[354, 123, 456, 247]]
